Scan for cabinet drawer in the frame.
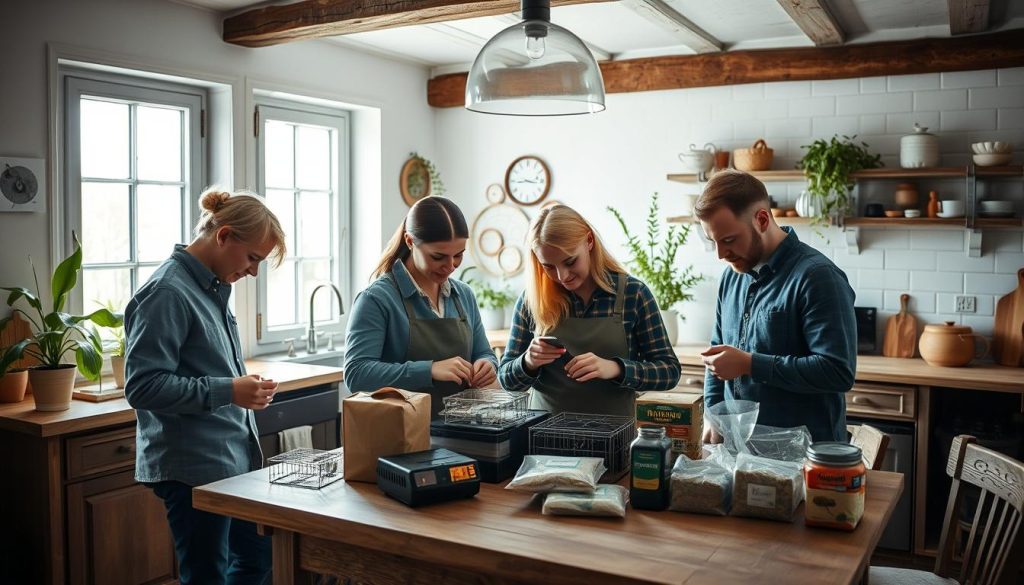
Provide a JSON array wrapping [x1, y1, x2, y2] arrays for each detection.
[[676, 366, 705, 391], [66, 426, 136, 481], [846, 383, 916, 420]]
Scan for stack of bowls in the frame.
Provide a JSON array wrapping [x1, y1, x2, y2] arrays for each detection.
[[971, 142, 1013, 166]]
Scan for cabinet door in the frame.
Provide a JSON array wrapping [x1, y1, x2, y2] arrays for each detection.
[[66, 470, 177, 585]]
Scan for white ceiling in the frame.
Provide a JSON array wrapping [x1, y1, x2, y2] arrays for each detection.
[[175, 0, 1024, 76]]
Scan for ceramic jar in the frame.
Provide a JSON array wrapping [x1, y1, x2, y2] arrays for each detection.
[[918, 321, 989, 367], [678, 143, 716, 175], [894, 183, 919, 209], [900, 124, 940, 168], [795, 191, 821, 218]]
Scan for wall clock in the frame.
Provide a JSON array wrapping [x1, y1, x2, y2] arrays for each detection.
[[470, 203, 530, 277], [399, 156, 431, 207], [0, 157, 44, 213], [504, 155, 550, 206]]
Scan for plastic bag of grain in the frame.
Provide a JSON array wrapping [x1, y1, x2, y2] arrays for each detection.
[[542, 485, 629, 517], [731, 452, 804, 522], [505, 455, 606, 493], [669, 454, 732, 516]]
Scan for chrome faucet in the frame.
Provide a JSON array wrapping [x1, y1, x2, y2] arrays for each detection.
[[307, 283, 344, 354]]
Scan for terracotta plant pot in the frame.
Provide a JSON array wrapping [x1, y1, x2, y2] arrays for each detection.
[[111, 355, 126, 389], [29, 365, 78, 411], [0, 369, 29, 403], [918, 321, 989, 367]]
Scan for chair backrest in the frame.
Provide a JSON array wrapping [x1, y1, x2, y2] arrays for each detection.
[[848, 424, 890, 471], [934, 435, 1024, 585]]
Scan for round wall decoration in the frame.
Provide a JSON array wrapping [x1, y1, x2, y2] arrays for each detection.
[[399, 156, 431, 207], [505, 155, 550, 206], [485, 183, 506, 204], [470, 203, 531, 277]]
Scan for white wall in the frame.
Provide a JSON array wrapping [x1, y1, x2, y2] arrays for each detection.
[[0, 0, 434, 350], [435, 68, 1024, 344]]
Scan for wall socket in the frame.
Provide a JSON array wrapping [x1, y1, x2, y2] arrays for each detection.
[[955, 295, 976, 313]]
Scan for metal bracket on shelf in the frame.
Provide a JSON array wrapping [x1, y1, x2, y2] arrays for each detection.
[[844, 226, 860, 255], [966, 229, 982, 258]]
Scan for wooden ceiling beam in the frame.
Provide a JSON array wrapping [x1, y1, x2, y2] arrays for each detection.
[[428, 29, 1024, 107], [621, 0, 723, 54], [776, 0, 845, 46], [948, 0, 991, 35], [223, 0, 612, 47]]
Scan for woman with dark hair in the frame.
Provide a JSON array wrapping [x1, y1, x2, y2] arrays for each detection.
[[344, 196, 499, 417]]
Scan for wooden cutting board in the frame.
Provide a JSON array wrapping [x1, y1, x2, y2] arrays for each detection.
[[883, 293, 918, 358], [992, 268, 1024, 367]]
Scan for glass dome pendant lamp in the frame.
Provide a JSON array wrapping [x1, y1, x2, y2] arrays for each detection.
[[465, 0, 606, 115]]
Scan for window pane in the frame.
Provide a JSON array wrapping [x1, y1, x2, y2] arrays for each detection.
[[81, 182, 130, 263], [137, 106, 182, 182], [295, 126, 330, 190], [265, 120, 294, 189], [81, 99, 129, 180], [267, 260, 296, 327], [301, 260, 334, 324], [265, 189, 295, 254], [137, 265, 159, 290], [83, 268, 131, 317], [137, 185, 183, 262], [298, 191, 330, 256]]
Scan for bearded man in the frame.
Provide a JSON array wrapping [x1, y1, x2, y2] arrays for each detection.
[[694, 170, 857, 443]]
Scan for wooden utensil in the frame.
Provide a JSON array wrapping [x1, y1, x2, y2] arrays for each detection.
[[883, 293, 918, 358], [992, 268, 1024, 367]]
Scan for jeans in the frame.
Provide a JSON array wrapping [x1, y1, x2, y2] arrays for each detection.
[[150, 480, 271, 585]]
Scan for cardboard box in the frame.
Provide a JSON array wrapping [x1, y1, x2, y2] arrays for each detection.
[[342, 388, 431, 483], [636, 391, 704, 460]]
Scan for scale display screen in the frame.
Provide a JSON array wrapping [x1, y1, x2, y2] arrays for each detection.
[[449, 464, 477, 482]]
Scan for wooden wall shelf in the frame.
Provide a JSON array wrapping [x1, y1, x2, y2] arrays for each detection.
[[666, 165, 1022, 184]]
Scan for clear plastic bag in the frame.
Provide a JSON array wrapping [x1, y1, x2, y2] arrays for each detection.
[[705, 400, 759, 455], [731, 452, 804, 522], [505, 455, 606, 493], [745, 424, 811, 462], [541, 485, 629, 517], [669, 454, 732, 516]]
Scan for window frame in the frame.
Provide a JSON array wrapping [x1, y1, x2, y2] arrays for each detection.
[[62, 71, 206, 315], [254, 98, 351, 348]]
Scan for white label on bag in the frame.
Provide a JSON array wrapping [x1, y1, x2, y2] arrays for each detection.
[[747, 484, 777, 508], [546, 458, 581, 469]]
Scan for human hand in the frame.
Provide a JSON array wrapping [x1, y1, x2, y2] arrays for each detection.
[[431, 356, 472, 385], [232, 375, 278, 410], [523, 337, 565, 374], [702, 424, 723, 445], [565, 353, 622, 383], [469, 359, 497, 388], [700, 345, 752, 381]]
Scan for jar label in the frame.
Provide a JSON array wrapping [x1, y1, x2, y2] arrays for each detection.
[[631, 449, 662, 490], [806, 487, 865, 530]]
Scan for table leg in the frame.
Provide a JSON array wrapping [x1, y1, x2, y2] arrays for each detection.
[[273, 527, 302, 585]]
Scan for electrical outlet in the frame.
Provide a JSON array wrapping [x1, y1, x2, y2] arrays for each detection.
[[955, 295, 976, 313]]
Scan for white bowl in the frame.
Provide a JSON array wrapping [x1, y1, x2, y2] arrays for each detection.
[[904, 209, 921, 218], [973, 153, 1013, 166], [980, 200, 1015, 213], [971, 141, 1013, 154]]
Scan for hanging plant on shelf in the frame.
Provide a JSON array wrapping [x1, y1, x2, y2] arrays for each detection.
[[410, 152, 446, 197], [797, 135, 882, 225]]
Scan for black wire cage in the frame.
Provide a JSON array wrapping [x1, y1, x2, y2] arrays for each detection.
[[529, 412, 637, 481]]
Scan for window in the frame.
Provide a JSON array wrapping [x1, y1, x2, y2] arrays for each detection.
[[63, 74, 204, 316], [255, 101, 350, 347]]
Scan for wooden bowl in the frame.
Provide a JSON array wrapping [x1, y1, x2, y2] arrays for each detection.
[[884, 210, 903, 218]]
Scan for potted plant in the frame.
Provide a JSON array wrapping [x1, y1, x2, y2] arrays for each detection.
[[97, 300, 127, 388], [0, 346, 28, 403], [458, 267, 515, 330], [0, 236, 122, 411], [797, 134, 883, 225], [608, 193, 704, 346]]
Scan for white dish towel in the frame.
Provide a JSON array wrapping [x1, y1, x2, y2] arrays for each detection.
[[278, 425, 314, 452]]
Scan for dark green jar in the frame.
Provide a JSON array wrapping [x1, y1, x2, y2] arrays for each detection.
[[630, 426, 672, 510]]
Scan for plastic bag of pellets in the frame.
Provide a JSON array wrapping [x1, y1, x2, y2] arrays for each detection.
[[542, 485, 629, 517], [669, 454, 732, 516]]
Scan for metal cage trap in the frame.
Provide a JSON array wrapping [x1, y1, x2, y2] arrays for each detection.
[[440, 389, 530, 427], [267, 448, 343, 490], [529, 412, 637, 480]]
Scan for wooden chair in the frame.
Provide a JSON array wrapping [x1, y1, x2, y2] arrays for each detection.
[[848, 423, 891, 471], [870, 435, 1024, 585]]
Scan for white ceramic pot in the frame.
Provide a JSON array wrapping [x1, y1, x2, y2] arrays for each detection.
[[480, 307, 505, 331], [900, 124, 940, 168], [111, 356, 126, 389], [678, 143, 716, 175], [660, 309, 679, 347], [29, 365, 78, 412], [794, 191, 821, 218]]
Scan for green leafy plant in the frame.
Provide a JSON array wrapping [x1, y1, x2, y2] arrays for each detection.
[[458, 267, 515, 311], [797, 134, 882, 223], [608, 193, 704, 313], [0, 235, 123, 380], [410, 151, 446, 197], [97, 299, 126, 357]]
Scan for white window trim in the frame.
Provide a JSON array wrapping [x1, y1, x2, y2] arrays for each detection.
[[254, 97, 351, 350]]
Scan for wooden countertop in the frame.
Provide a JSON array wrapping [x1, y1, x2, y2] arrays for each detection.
[[194, 467, 903, 585], [0, 360, 342, 438]]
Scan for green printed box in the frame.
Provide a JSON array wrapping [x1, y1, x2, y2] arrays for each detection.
[[636, 391, 703, 460]]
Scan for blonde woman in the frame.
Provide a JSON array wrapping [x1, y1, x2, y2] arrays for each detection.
[[498, 205, 680, 417], [344, 196, 499, 418], [125, 188, 285, 585]]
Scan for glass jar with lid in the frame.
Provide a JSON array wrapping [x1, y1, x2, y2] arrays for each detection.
[[804, 442, 866, 530]]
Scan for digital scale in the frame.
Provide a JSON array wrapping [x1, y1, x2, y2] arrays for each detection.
[[376, 448, 480, 507]]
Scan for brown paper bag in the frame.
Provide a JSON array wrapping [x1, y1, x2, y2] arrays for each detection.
[[342, 388, 431, 483]]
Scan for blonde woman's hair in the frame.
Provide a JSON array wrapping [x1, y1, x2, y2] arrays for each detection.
[[526, 205, 627, 334], [194, 188, 287, 267]]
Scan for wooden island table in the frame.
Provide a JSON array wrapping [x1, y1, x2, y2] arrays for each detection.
[[193, 467, 903, 584]]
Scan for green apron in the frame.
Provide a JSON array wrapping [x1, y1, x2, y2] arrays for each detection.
[[530, 274, 634, 418], [389, 274, 472, 419]]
